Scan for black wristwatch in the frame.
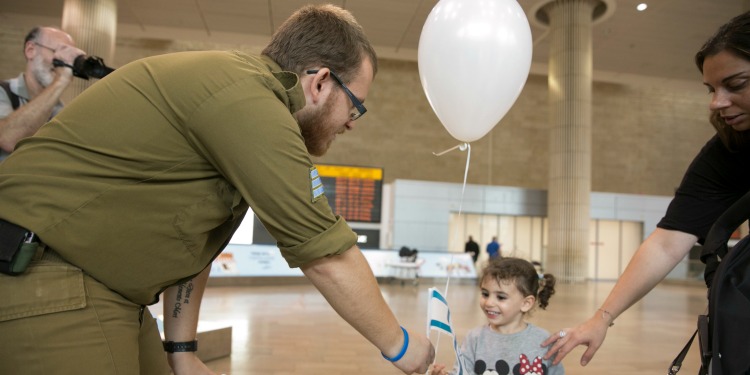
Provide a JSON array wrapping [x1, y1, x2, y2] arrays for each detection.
[[163, 340, 198, 353]]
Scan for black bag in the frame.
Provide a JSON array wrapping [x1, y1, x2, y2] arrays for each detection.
[[699, 190, 750, 375], [398, 246, 418, 262], [0, 219, 38, 275]]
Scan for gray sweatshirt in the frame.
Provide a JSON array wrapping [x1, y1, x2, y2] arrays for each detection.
[[450, 323, 564, 375]]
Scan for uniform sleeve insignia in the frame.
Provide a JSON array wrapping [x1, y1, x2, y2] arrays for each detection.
[[310, 167, 325, 202]]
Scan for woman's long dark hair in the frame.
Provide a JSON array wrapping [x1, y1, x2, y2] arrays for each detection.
[[695, 11, 750, 151]]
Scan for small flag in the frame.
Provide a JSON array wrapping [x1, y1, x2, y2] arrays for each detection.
[[427, 288, 464, 375]]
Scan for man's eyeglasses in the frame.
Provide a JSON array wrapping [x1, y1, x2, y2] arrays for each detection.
[[33, 42, 57, 53], [307, 69, 366, 121]]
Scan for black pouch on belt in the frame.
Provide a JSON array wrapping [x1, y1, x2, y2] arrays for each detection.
[[0, 219, 39, 276]]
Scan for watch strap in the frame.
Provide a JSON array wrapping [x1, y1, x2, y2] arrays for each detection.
[[163, 340, 198, 353]]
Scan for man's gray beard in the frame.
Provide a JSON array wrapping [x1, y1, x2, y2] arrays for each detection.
[[31, 55, 54, 88]]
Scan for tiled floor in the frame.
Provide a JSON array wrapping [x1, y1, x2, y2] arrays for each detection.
[[153, 278, 705, 374]]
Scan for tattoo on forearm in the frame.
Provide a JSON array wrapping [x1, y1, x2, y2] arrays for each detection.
[[171, 280, 195, 318]]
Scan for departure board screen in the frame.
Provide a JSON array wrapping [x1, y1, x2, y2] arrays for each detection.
[[317, 164, 383, 223]]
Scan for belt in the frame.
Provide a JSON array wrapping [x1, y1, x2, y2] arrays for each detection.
[[30, 243, 69, 265], [32, 241, 46, 261]]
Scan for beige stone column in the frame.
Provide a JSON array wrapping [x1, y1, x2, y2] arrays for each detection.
[[61, 0, 117, 101], [537, 0, 610, 282]]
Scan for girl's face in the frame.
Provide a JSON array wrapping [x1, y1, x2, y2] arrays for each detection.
[[703, 49, 750, 132], [479, 276, 535, 334]]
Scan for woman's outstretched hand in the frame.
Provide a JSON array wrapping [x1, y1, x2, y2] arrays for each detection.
[[542, 312, 610, 366]]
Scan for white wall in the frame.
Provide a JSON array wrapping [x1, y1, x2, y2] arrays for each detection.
[[389, 179, 547, 251], [388, 179, 689, 280]]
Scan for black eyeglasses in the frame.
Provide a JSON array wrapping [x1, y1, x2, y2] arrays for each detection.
[[307, 69, 367, 121], [33, 42, 57, 53]]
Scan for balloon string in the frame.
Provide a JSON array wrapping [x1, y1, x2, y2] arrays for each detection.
[[459, 143, 471, 217], [444, 255, 454, 301], [432, 142, 470, 216], [429, 144, 470, 374]]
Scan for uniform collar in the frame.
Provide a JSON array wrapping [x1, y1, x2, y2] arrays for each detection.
[[260, 55, 306, 114]]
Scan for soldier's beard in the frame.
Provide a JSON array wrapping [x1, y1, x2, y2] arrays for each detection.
[[297, 91, 341, 157]]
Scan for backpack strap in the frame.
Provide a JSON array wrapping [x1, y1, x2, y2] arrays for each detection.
[[0, 80, 20, 110], [701, 189, 750, 288], [669, 316, 711, 375], [669, 328, 697, 375]]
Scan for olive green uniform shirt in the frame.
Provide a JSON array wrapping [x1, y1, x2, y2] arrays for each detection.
[[0, 51, 356, 305]]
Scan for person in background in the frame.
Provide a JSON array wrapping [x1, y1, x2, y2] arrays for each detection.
[[0, 26, 84, 160], [0, 5, 434, 375], [465, 235, 479, 263], [543, 11, 750, 371], [431, 257, 563, 375], [487, 236, 501, 259]]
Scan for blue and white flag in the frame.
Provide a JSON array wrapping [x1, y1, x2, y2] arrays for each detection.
[[427, 288, 464, 375]]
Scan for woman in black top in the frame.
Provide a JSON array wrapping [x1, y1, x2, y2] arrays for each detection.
[[542, 10, 750, 368]]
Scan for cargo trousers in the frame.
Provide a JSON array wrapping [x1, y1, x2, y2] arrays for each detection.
[[0, 248, 171, 374]]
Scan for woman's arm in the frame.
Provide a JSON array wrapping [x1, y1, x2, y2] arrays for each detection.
[[543, 228, 698, 366]]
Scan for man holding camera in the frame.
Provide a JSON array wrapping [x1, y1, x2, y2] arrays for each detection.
[[0, 26, 84, 160]]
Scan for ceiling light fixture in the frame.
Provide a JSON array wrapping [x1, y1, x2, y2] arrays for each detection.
[[637, 3, 648, 11]]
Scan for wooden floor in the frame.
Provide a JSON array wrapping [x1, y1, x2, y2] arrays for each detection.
[[154, 278, 706, 375]]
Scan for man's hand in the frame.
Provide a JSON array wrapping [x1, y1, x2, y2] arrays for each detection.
[[167, 352, 217, 375], [51, 44, 86, 81], [390, 329, 435, 374]]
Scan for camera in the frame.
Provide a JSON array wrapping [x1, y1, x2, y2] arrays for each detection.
[[53, 55, 115, 80]]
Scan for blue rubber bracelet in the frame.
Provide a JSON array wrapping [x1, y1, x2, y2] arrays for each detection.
[[381, 326, 409, 362]]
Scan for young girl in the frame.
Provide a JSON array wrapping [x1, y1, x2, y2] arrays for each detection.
[[432, 257, 563, 375]]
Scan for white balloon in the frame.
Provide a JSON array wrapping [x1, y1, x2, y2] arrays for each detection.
[[418, 0, 532, 143]]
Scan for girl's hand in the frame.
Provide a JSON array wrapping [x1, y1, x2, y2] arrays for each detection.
[[430, 363, 449, 375]]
